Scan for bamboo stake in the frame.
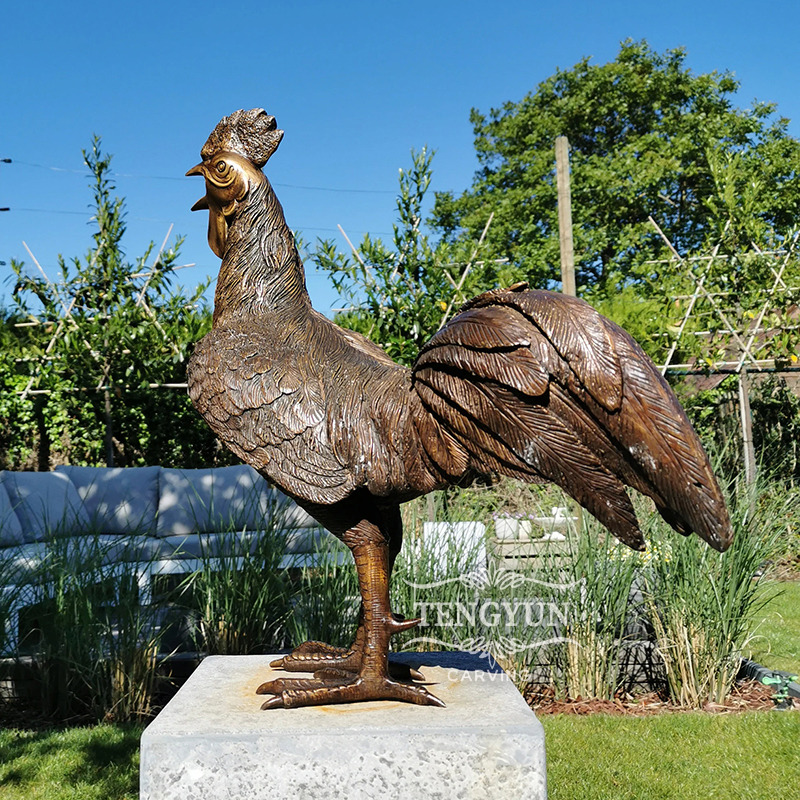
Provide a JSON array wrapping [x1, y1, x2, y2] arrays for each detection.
[[22, 241, 68, 315], [738, 367, 756, 485], [649, 217, 760, 369], [652, 216, 712, 375], [438, 212, 494, 328], [659, 258, 713, 376], [19, 240, 105, 399], [751, 240, 789, 291], [337, 223, 367, 268], [645, 251, 789, 264], [135, 224, 173, 306], [734, 231, 799, 373], [18, 382, 189, 396]]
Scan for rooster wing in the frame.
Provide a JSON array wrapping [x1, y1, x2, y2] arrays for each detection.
[[411, 285, 732, 552], [188, 325, 355, 503]]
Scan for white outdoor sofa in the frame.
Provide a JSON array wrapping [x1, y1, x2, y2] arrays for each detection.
[[0, 464, 579, 655], [0, 464, 336, 653]]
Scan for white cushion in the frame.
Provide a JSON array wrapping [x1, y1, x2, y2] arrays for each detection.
[[1, 471, 91, 542], [0, 474, 25, 545], [55, 465, 160, 535], [157, 465, 294, 536]]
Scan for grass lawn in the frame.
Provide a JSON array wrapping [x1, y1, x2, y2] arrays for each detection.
[[1, 581, 798, 800], [542, 711, 800, 800], [747, 580, 800, 676], [540, 582, 800, 800], [0, 712, 797, 800], [0, 724, 141, 800]]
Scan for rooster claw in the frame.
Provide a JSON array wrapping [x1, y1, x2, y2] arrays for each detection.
[[261, 695, 287, 710], [268, 653, 425, 683], [257, 669, 357, 698], [259, 676, 446, 709]]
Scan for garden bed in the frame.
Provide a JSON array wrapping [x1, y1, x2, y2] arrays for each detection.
[[526, 678, 782, 716]]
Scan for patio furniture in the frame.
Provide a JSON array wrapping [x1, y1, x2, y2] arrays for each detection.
[[0, 464, 334, 653]]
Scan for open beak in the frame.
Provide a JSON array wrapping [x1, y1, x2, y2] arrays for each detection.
[[186, 163, 210, 211], [186, 162, 227, 258]]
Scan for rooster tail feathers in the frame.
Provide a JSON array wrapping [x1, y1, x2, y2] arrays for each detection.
[[412, 287, 733, 552], [414, 370, 646, 550], [608, 329, 734, 551]]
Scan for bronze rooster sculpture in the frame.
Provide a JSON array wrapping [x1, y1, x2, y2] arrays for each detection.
[[186, 108, 733, 710]]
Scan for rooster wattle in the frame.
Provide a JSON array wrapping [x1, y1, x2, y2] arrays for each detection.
[[186, 108, 733, 709]]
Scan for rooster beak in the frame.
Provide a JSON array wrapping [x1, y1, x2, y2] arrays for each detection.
[[186, 163, 210, 212]]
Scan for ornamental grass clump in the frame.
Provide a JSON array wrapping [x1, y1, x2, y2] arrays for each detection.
[[0, 549, 20, 659], [388, 487, 643, 695], [537, 519, 640, 701], [390, 493, 488, 655], [22, 531, 165, 722], [643, 476, 785, 708], [287, 535, 359, 649], [184, 497, 295, 655]]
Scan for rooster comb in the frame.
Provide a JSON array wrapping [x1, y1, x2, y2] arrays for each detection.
[[200, 108, 284, 169]]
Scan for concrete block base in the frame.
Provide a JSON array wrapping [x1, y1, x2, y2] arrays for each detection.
[[140, 651, 546, 799]]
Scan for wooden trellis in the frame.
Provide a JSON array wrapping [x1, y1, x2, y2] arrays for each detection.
[[15, 226, 194, 399], [647, 217, 800, 482]]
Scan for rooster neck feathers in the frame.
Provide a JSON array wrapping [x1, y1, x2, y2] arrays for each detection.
[[213, 177, 311, 328], [186, 108, 309, 329]]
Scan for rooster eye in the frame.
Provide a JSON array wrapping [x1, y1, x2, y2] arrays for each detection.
[[216, 161, 227, 173]]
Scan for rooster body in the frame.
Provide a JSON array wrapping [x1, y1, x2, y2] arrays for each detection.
[[187, 109, 733, 709]]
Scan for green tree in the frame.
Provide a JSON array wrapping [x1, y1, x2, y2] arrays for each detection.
[[8, 137, 222, 468], [431, 39, 800, 298], [312, 147, 507, 365], [0, 308, 38, 469]]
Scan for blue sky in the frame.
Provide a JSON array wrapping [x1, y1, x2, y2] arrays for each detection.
[[2, 0, 799, 316]]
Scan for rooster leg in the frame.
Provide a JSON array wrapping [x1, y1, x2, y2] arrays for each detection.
[[258, 531, 444, 708], [270, 508, 422, 680]]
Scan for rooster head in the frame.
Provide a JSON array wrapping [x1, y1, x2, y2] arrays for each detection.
[[186, 109, 284, 257]]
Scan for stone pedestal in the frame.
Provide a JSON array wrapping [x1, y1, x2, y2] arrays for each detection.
[[140, 651, 547, 799]]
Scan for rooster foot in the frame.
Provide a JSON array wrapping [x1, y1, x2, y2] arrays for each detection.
[[269, 643, 424, 682], [270, 640, 359, 672], [271, 613, 424, 680], [256, 668, 356, 696], [257, 674, 445, 709]]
